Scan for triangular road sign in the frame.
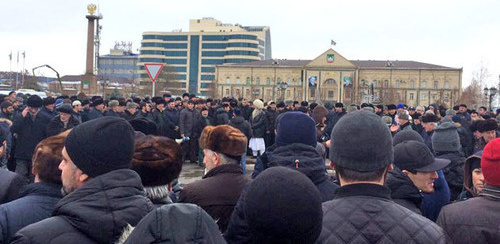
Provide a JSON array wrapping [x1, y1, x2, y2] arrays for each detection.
[[144, 63, 164, 82]]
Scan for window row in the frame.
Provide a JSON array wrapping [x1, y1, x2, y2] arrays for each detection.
[[225, 77, 302, 85], [362, 79, 451, 89]]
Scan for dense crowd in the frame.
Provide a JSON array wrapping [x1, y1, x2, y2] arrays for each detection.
[[0, 90, 498, 243]]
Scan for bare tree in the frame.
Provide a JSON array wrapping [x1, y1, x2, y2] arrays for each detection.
[[457, 64, 489, 109], [154, 65, 184, 96]]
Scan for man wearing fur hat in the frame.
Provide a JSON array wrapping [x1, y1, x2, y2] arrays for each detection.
[[474, 119, 498, 153], [11, 117, 154, 244], [179, 125, 249, 232], [86, 98, 105, 121], [11, 95, 51, 183]]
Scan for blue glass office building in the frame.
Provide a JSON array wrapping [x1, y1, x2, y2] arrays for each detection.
[[138, 18, 271, 96]]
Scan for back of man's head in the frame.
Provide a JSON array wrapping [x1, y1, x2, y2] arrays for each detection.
[[32, 130, 70, 184], [64, 117, 135, 178], [330, 110, 393, 183], [131, 135, 182, 187]]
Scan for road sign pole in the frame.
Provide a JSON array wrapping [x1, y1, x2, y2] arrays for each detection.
[[152, 81, 155, 97], [144, 63, 163, 98]]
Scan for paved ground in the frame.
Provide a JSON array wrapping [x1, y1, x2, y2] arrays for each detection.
[[178, 157, 256, 185]]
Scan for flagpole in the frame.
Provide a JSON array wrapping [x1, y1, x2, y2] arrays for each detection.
[[22, 51, 25, 87], [9, 51, 12, 84], [16, 51, 19, 90]]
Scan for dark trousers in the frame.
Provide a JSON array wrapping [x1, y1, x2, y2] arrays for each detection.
[[264, 132, 275, 149], [182, 136, 199, 163]]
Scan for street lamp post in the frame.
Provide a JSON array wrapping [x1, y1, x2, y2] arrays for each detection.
[[483, 87, 497, 112]]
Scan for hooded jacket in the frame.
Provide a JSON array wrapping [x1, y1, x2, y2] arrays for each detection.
[[11, 169, 154, 244], [0, 182, 62, 243], [386, 167, 423, 215], [224, 144, 339, 243], [434, 151, 465, 200], [0, 169, 26, 204], [268, 143, 338, 202], [122, 203, 226, 244], [457, 151, 482, 201]]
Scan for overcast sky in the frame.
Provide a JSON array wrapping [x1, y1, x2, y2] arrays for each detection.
[[1, 0, 499, 88]]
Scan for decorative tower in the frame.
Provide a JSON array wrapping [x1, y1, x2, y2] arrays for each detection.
[[81, 4, 101, 95]]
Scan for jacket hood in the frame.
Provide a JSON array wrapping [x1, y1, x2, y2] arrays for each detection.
[[230, 116, 245, 125], [386, 167, 422, 208], [268, 143, 328, 185], [122, 203, 226, 244], [463, 151, 482, 196], [54, 169, 154, 243]]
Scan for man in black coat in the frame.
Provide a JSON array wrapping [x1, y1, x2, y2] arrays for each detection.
[[325, 102, 346, 136], [316, 111, 445, 243], [180, 125, 249, 233], [163, 100, 180, 139], [387, 141, 450, 215], [10, 95, 51, 183], [86, 99, 105, 121], [437, 138, 500, 243], [11, 117, 154, 244], [46, 104, 80, 137], [38, 97, 57, 118], [0, 133, 64, 243], [179, 100, 200, 164]]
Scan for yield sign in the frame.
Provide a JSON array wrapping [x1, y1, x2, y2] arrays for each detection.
[[144, 63, 164, 82]]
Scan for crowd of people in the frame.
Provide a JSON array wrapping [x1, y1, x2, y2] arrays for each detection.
[[0, 89, 498, 243]]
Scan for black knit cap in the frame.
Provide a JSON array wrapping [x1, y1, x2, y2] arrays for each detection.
[[26, 95, 43, 108], [43, 97, 55, 106], [393, 130, 424, 146], [335, 102, 344, 108], [65, 117, 135, 178], [244, 166, 323, 243], [330, 110, 393, 172]]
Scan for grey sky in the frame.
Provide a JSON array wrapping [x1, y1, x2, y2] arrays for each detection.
[[1, 0, 499, 88]]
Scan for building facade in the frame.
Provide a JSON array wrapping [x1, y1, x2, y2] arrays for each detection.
[[98, 48, 139, 81], [137, 18, 271, 96], [216, 49, 462, 107]]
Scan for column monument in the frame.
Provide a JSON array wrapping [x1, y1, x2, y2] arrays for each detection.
[[81, 4, 101, 95]]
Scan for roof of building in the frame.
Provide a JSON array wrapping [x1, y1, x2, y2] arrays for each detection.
[[351, 60, 460, 70], [221, 59, 460, 70], [221, 59, 310, 67]]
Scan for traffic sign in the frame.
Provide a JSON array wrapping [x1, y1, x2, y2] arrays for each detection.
[[144, 63, 164, 82]]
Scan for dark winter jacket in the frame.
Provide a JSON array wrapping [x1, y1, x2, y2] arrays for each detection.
[[105, 110, 121, 117], [122, 203, 226, 244], [421, 129, 435, 152], [0, 169, 26, 204], [214, 107, 230, 126], [225, 144, 338, 243], [422, 170, 451, 222], [457, 152, 482, 201], [251, 144, 277, 179], [240, 105, 253, 122], [268, 143, 338, 202], [136, 111, 155, 123], [437, 184, 500, 243], [325, 110, 346, 136], [456, 124, 474, 156], [179, 107, 198, 137], [38, 107, 57, 118], [265, 108, 279, 133], [86, 107, 103, 121], [179, 164, 248, 233], [10, 112, 51, 160], [250, 111, 267, 138], [0, 182, 62, 243], [11, 169, 155, 244], [434, 151, 465, 200], [386, 168, 424, 215], [163, 108, 179, 139], [45, 115, 80, 137], [229, 116, 252, 140], [121, 110, 138, 121], [317, 184, 446, 243]]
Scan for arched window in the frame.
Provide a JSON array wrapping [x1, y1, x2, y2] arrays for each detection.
[[246, 77, 251, 85], [226, 77, 230, 84], [256, 77, 261, 85], [236, 77, 240, 84], [266, 77, 271, 85]]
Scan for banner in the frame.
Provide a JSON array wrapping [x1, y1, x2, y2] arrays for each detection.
[[308, 76, 318, 88], [327, 54, 334, 63]]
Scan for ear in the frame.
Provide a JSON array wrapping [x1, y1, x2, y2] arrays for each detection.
[[168, 182, 173, 192], [79, 173, 90, 183]]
